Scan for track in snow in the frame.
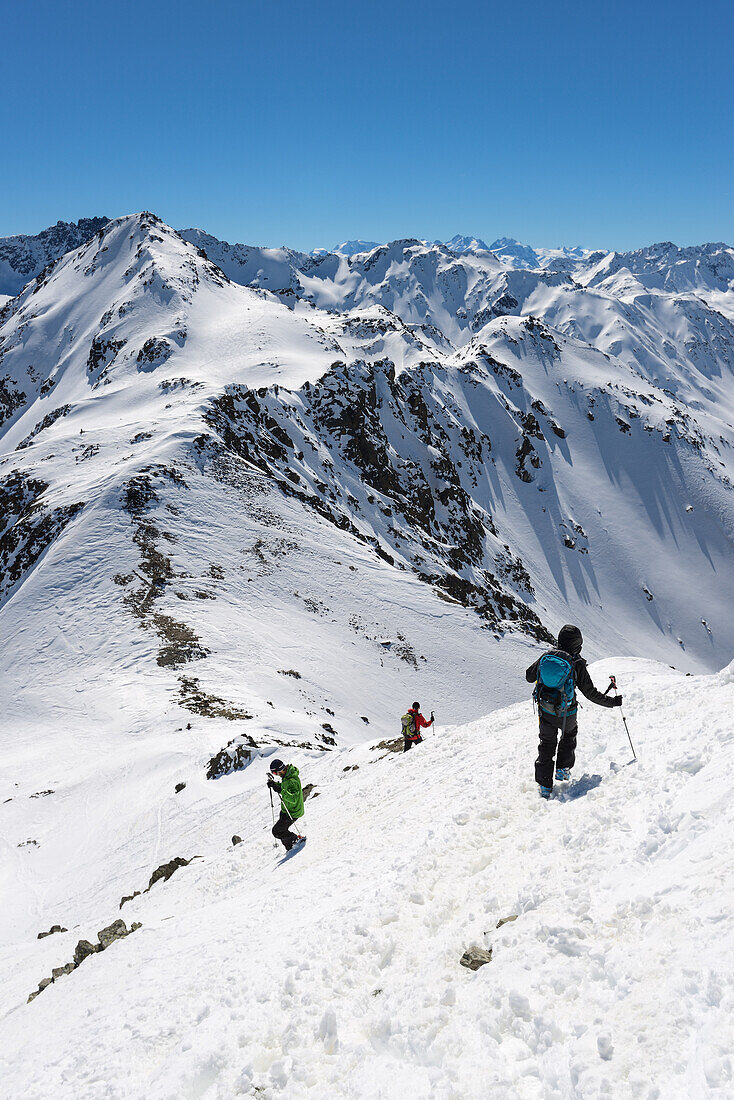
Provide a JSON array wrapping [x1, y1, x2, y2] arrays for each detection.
[[1, 657, 733, 1098]]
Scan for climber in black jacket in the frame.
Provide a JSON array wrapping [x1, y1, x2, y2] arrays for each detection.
[[525, 624, 622, 796]]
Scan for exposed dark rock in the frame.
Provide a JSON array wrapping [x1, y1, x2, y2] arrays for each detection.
[[17, 403, 71, 449], [178, 676, 254, 721], [0, 470, 84, 607], [147, 857, 191, 891], [37, 925, 66, 939], [232, 835, 243, 846], [206, 739, 254, 779], [137, 337, 173, 371], [154, 613, 209, 667], [202, 352, 552, 642], [28, 918, 140, 1003], [73, 939, 99, 965], [371, 736, 403, 754], [174, 781, 186, 793], [459, 946, 493, 970], [0, 375, 27, 428], [278, 668, 301, 678], [87, 335, 124, 382], [97, 919, 132, 949], [496, 915, 517, 929], [51, 963, 76, 980], [119, 891, 141, 909], [118, 467, 211, 668], [0, 217, 109, 297]]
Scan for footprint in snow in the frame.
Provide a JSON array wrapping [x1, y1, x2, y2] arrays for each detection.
[[554, 774, 604, 801]]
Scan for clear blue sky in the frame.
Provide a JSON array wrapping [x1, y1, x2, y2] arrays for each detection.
[[3, 0, 733, 251]]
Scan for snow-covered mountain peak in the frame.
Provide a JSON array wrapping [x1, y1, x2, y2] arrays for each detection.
[[584, 239, 734, 297], [445, 234, 491, 254], [332, 239, 382, 256]]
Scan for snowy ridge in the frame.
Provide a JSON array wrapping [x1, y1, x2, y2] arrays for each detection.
[[1, 658, 733, 1096], [0, 217, 110, 297]]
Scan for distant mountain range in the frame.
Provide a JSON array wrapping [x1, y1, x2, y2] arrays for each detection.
[[3, 217, 731, 297]]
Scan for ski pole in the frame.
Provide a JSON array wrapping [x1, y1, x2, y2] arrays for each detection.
[[269, 786, 276, 827], [609, 675, 636, 760]]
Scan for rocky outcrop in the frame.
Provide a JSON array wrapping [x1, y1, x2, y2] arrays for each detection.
[[206, 740, 254, 779], [73, 939, 98, 965], [0, 471, 84, 607], [27, 919, 140, 1003], [37, 925, 67, 939], [178, 676, 253, 720], [147, 857, 192, 891], [118, 467, 213, 669], [459, 946, 493, 971], [203, 355, 551, 641]]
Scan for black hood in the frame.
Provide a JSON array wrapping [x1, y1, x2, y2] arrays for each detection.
[[557, 624, 583, 656]]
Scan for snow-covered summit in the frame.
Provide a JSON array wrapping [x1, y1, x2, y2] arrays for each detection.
[[584, 240, 734, 296], [445, 233, 491, 254], [332, 239, 382, 256]]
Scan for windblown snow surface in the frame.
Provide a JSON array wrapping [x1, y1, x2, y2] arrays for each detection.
[[1, 659, 733, 1097]]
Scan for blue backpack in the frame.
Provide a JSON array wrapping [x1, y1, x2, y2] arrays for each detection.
[[533, 653, 576, 721]]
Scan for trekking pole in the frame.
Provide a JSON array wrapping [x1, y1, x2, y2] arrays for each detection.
[[273, 786, 305, 842], [609, 675, 636, 760], [268, 785, 282, 847]]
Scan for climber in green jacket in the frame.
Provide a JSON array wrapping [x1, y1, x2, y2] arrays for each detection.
[[267, 759, 305, 850]]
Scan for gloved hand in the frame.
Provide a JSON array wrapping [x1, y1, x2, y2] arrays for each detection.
[[430, 712, 435, 722], [613, 695, 623, 707], [267, 778, 279, 792]]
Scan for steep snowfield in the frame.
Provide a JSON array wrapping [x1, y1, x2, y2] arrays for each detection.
[[1, 658, 732, 1098]]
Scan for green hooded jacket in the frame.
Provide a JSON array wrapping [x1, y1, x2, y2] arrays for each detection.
[[278, 764, 304, 820]]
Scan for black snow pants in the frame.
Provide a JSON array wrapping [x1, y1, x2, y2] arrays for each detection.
[[535, 710, 578, 788], [403, 734, 423, 753], [272, 810, 297, 850]]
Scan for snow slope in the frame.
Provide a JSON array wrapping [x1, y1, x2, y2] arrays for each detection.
[[1, 657, 732, 1098]]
